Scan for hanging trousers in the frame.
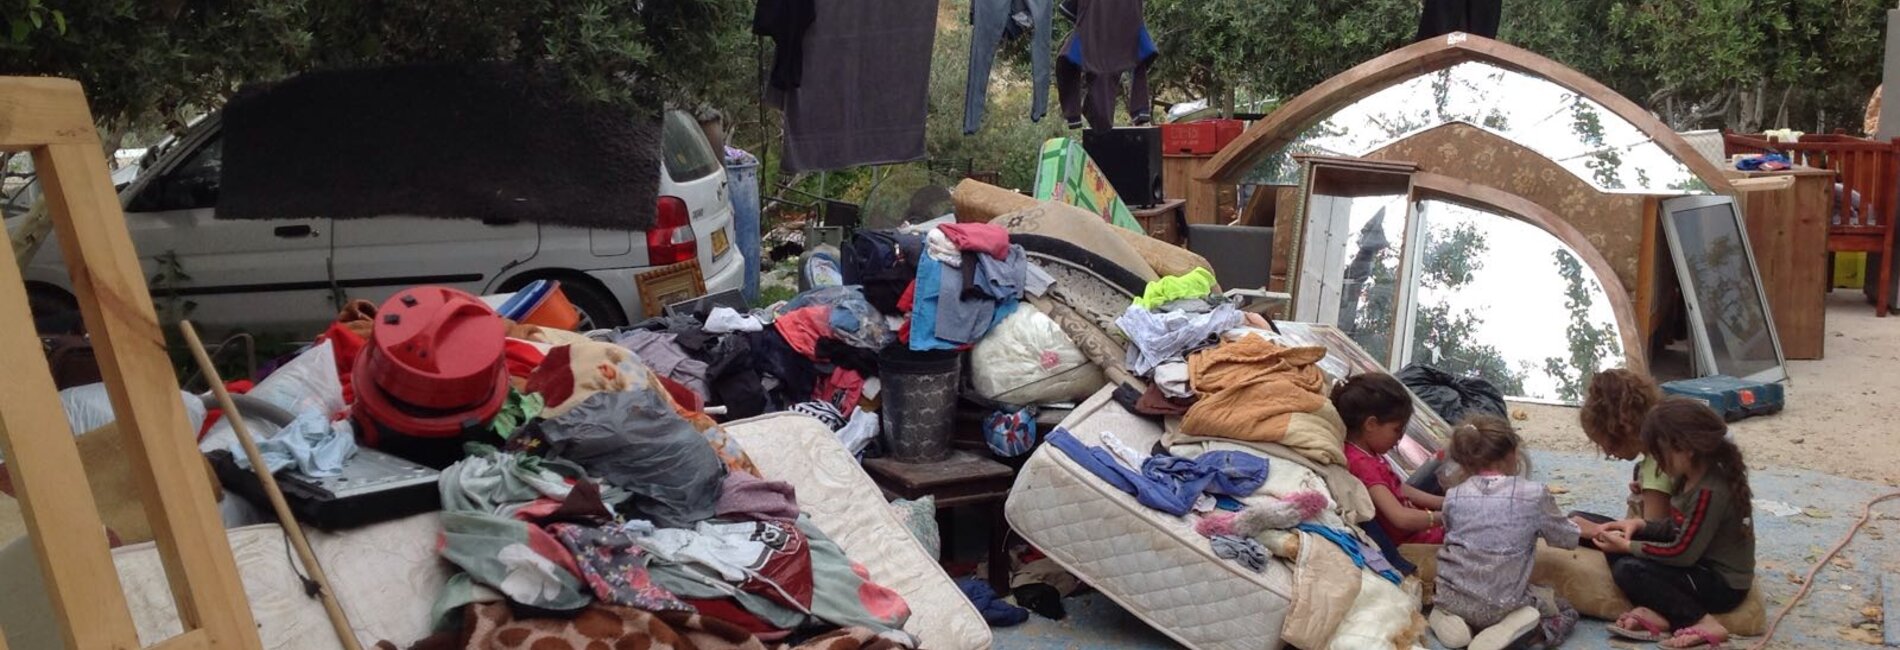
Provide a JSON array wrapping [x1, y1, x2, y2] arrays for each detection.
[[1056, 55, 1151, 131], [964, 0, 1053, 135], [1609, 556, 1747, 629], [1416, 0, 1502, 41]]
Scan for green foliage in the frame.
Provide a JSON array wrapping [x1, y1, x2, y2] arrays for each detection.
[[1541, 249, 1623, 403], [1146, 0, 1415, 110], [0, 0, 753, 137]]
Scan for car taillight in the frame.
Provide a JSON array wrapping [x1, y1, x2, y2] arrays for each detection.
[[646, 196, 697, 265]]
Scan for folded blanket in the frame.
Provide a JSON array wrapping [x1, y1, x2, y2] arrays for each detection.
[[1181, 338, 1335, 450]]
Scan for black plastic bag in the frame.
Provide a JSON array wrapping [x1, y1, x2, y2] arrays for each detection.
[[1397, 363, 1507, 425]]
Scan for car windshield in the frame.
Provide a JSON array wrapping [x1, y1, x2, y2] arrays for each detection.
[[661, 109, 722, 183]]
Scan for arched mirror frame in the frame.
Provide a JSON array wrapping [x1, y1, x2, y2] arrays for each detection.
[[1407, 172, 1649, 376], [1198, 33, 1735, 198]]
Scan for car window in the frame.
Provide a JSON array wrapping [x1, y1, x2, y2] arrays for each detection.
[[661, 110, 721, 183], [127, 134, 222, 213]]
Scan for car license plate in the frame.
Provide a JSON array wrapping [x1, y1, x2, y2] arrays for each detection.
[[711, 229, 729, 256]]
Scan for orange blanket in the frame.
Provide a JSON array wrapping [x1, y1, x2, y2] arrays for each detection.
[[1182, 337, 1333, 448]]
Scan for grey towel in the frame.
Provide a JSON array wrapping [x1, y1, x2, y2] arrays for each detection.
[[1075, 0, 1144, 74], [778, 0, 940, 172], [1210, 535, 1268, 572]]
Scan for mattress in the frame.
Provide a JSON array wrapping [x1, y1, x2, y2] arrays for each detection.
[[1006, 386, 1303, 650], [0, 413, 990, 650]]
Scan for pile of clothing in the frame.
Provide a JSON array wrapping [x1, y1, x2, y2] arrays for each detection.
[[901, 222, 1037, 351], [413, 341, 915, 648]]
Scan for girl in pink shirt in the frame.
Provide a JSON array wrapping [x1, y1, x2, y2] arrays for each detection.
[[1337, 373, 1445, 544]]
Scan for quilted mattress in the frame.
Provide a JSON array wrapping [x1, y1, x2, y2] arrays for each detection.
[[0, 413, 990, 650], [1007, 386, 1303, 650]]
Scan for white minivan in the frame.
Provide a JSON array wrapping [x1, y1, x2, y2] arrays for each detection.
[[16, 109, 743, 334]]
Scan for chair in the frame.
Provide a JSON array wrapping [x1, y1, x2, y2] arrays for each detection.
[[1186, 223, 1275, 290], [1724, 131, 1900, 316]]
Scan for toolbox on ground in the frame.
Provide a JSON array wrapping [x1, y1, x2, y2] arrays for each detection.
[[1661, 375, 1785, 422]]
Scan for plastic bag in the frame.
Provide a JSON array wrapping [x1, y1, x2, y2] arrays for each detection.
[[57, 383, 207, 439], [1396, 363, 1507, 425], [199, 340, 345, 453], [837, 409, 879, 457], [971, 305, 1106, 405], [785, 285, 892, 350]]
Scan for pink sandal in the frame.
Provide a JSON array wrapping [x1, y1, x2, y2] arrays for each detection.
[[1661, 627, 1726, 649], [1608, 612, 1666, 642]]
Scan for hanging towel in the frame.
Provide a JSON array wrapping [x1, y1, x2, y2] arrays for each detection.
[[777, 0, 940, 172]]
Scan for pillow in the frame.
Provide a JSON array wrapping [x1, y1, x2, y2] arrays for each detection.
[[888, 496, 940, 561], [1399, 544, 1766, 636]]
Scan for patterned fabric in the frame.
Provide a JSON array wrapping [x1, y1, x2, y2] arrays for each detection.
[[549, 523, 693, 613], [887, 497, 941, 560], [409, 602, 912, 650], [790, 401, 847, 430], [984, 407, 1039, 458], [435, 511, 590, 614]]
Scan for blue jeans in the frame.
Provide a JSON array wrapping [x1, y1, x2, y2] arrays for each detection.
[[964, 0, 1051, 134]]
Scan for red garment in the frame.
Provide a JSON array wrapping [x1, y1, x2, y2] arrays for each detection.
[[1345, 443, 1445, 545], [773, 306, 831, 359], [502, 338, 547, 382], [315, 321, 368, 404], [895, 281, 917, 343], [939, 222, 1012, 260], [814, 367, 865, 416]]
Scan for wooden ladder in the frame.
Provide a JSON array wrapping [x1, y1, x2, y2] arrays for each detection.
[[0, 77, 262, 649]]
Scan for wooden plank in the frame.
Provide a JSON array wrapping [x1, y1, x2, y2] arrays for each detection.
[[1728, 167, 1832, 359], [33, 141, 261, 648], [0, 215, 140, 649], [0, 77, 98, 149], [1637, 196, 1659, 343]]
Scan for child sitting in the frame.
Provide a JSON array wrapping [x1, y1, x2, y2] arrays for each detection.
[[1572, 369, 1672, 540], [1598, 398, 1756, 649], [1429, 416, 1580, 649], [1337, 373, 1444, 545]]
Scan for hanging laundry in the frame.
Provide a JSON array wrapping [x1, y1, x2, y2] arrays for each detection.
[[1417, 0, 1501, 41], [1055, 1, 1158, 130], [754, 0, 817, 91], [774, 0, 940, 172], [964, 0, 1052, 134]]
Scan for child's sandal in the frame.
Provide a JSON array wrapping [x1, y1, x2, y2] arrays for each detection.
[[1607, 613, 1666, 642], [1660, 627, 1726, 649]]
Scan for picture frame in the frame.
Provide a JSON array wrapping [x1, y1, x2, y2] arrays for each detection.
[[636, 261, 707, 319], [1660, 195, 1788, 384]]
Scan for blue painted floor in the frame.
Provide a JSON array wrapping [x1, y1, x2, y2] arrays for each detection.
[[990, 450, 1900, 649]]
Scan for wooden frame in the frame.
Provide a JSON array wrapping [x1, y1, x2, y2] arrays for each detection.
[[1409, 172, 1649, 374], [636, 261, 707, 318], [0, 77, 261, 649], [1195, 33, 1736, 197]]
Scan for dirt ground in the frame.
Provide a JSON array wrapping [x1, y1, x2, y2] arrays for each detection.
[[1515, 291, 1900, 487]]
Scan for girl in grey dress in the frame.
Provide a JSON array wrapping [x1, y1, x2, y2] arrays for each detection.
[[1430, 416, 1581, 650]]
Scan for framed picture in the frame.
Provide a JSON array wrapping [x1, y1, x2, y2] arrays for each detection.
[[636, 261, 706, 319], [1661, 195, 1787, 384]]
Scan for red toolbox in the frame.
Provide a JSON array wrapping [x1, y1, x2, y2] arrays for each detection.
[[1161, 119, 1245, 155]]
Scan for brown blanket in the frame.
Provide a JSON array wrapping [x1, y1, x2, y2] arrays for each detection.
[[1181, 338, 1332, 446]]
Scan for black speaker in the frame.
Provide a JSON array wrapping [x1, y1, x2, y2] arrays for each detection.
[[1082, 127, 1164, 207]]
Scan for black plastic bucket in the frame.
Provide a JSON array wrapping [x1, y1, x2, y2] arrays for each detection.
[[877, 346, 961, 462]]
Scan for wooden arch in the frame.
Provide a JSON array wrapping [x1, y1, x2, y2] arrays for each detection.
[[1408, 172, 1649, 373], [1198, 33, 1735, 196]]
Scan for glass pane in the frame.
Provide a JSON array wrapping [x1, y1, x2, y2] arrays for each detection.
[[1410, 199, 1626, 403], [1299, 170, 1409, 364], [1246, 61, 1709, 195], [661, 110, 721, 183], [1669, 203, 1781, 379]]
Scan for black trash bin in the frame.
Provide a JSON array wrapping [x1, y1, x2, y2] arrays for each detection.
[[877, 346, 961, 462]]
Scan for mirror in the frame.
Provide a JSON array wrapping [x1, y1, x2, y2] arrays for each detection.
[[1292, 165, 1412, 365], [1661, 196, 1787, 383], [1247, 60, 1710, 195], [1406, 199, 1627, 403]]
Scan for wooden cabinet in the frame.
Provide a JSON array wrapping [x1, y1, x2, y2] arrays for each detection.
[[1727, 166, 1834, 359]]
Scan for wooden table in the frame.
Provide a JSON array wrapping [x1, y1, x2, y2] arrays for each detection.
[[1130, 198, 1187, 244], [1727, 166, 1834, 359], [863, 451, 1017, 594]]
